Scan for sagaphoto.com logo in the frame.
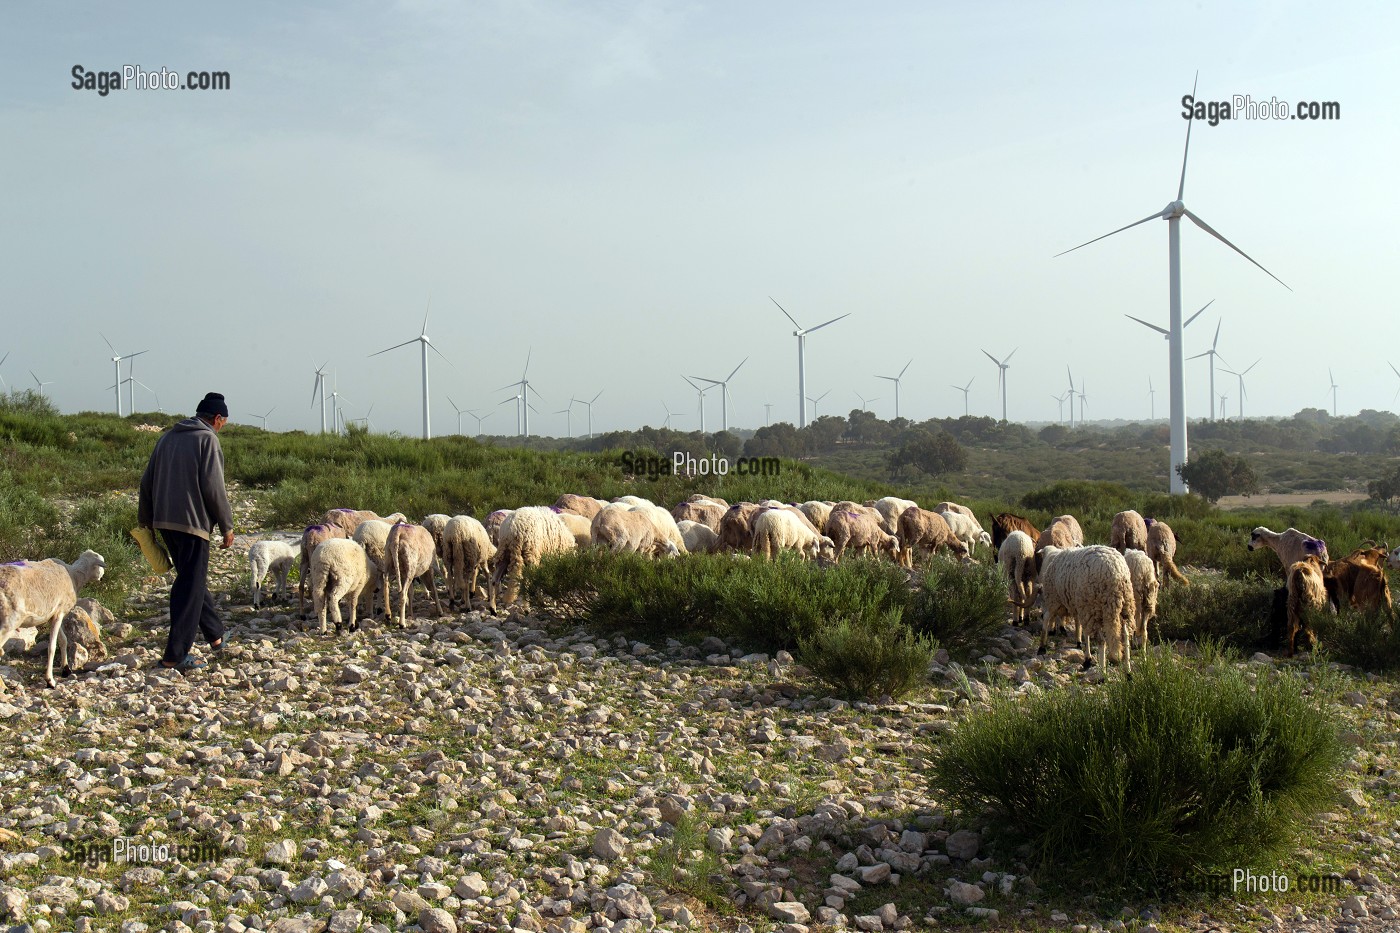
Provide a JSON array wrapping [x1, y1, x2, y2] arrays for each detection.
[[1182, 90, 1339, 126], [72, 64, 230, 97]]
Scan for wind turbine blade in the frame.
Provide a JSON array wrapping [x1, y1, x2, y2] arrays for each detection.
[[727, 357, 748, 382], [1186, 350, 1213, 361], [897, 359, 912, 379], [1183, 298, 1215, 328], [875, 375, 897, 384], [1329, 368, 1335, 385], [591, 389, 603, 403], [1054, 210, 1162, 258], [692, 376, 723, 386], [1004, 347, 1018, 364], [369, 337, 418, 357], [447, 395, 461, 413], [428, 342, 453, 366], [981, 349, 1001, 366], [807, 313, 850, 333], [525, 383, 545, 404], [1243, 359, 1261, 375], [100, 333, 117, 354], [1211, 318, 1222, 351], [1178, 71, 1198, 201], [770, 297, 802, 330], [1126, 314, 1169, 336], [1390, 362, 1400, 380], [1181, 208, 1291, 291], [816, 389, 830, 402], [420, 295, 432, 335], [497, 380, 524, 392], [521, 348, 532, 379], [964, 377, 974, 390], [497, 396, 516, 408]]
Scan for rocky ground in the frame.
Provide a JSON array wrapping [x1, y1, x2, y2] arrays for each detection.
[[3, 523, 1400, 933]]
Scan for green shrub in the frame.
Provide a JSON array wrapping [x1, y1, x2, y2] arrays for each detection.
[[1313, 607, 1400, 672], [906, 558, 1007, 656], [1020, 480, 1133, 518], [1152, 574, 1278, 649], [798, 609, 935, 702], [933, 652, 1345, 892]]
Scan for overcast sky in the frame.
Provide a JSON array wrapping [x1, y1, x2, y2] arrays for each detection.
[[3, 2, 1397, 437]]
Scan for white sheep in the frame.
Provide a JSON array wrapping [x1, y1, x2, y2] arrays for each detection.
[[386, 522, 443, 626], [797, 501, 835, 535], [554, 510, 594, 548], [0, 549, 106, 687], [939, 510, 993, 558], [752, 508, 834, 561], [490, 506, 577, 611], [1036, 544, 1134, 671], [1144, 519, 1189, 586], [352, 519, 396, 618], [309, 538, 380, 634], [677, 519, 720, 554], [321, 508, 407, 536], [248, 539, 299, 607], [592, 508, 679, 557], [1122, 548, 1159, 655], [824, 509, 900, 563], [611, 495, 655, 508], [1110, 510, 1148, 553], [998, 530, 1036, 623], [1248, 526, 1329, 574], [931, 501, 978, 522], [441, 515, 495, 606], [629, 504, 689, 555]]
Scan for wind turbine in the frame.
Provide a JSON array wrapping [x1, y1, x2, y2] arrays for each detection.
[[1051, 391, 1069, 422], [498, 350, 543, 438], [0, 351, 8, 391], [1077, 381, 1089, 423], [1057, 73, 1290, 494], [1187, 315, 1229, 421], [1390, 363, 1400, 404], [951, 377, 975, 418], [1326, 369, 1340, 416], [854, 391, 882, 413], [350, 404, 375, 432], [692, 358, 747, 433], [574, 390, 603, 438], [763, 402, 773, 426], [446, 396, 470, 435], [368, 297, 450, 439], [310, 361, 330, 433], [981, 348, 1017, 422], [1148, 377, 1156, 421], [1219, 393, 1228, 419], [682, 377, 714, 433], [1065, 366, 1077, 428], [876, 360, 913, 420], [100, 335, 146, 416], [771, 297, 850, 429], [30, 370, 54, 393], [328, 376, 349, 435], [1126, 298, 1213, 343], [556, 398, 576, 438], [805, 389, 831, 421], [466, 408, 493, 436], [660, 401, 684, 430], [1221, 359, 1260, 419]]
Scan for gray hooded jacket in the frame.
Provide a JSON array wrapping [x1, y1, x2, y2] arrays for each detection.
[[138, 417, 235, 540]]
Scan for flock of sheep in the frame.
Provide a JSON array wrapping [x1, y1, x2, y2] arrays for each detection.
[[4, 494, 1399, 690]]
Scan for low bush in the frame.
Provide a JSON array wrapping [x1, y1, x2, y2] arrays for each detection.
[[1313, 606, 1400, 672], [798, 609, 936, 702], [933, 652, 1345, 892], [906, 558, 1006, 655], [1152, 574, 1278, 650]]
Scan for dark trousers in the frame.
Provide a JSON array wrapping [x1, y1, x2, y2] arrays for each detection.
[[160, 529, 225, 664]]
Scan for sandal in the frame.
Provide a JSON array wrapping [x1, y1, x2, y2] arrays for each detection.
[[160, 655, 206, 672]]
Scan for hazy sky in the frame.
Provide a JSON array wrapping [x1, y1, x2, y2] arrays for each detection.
[[4, 2, 1398, 437]]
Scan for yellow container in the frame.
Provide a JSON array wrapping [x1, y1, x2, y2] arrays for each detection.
[[130, 526, 173, 574]]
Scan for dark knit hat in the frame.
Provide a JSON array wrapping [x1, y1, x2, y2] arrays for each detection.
[[195, 392, 229, 418]]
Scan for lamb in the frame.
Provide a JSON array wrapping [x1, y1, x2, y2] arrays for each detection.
[[309, 538, 380, 634], [1035, 514, 1084, 554], [991, 513, 1040, 551], [321, 508, 407, 536], [554, 494, 608, 520], [997, 530, 1036, 623], [672, 499, 727, 531], [441, 515, 495, 607], [1144, 519, 1189, 586], [298, 523, 350, 615], [1036, 544, 1135, 670], [386, 522, 443, 626], [931, 501, 977, 522], [592, 507, 680, 557], [0, 549, 106, 687], [490, 506, 577, 611], [718, 503, 764, 552], [1323, 544, 1393, 613], [898, 507, 969, 568], [1249, 526, 1329, 575], [677, 520, 720, 554], [869, 496, 919, 535], [485, 510, 514, 546], [1110, 510, 1148, 553], [752, 508, 835, 561], [825, 509, 901, 563], [555, 510, 594, 548], [939, 509, 993, 558], [1285, 555, 1327, 655], [248, 538, 298, 607], [1122, 548, 1159, 655]]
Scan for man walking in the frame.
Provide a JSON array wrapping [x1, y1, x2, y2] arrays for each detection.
[[138, 392, 236, 671]]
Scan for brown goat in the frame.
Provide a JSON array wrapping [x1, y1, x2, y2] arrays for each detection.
[[991, 513, 1040, 551]]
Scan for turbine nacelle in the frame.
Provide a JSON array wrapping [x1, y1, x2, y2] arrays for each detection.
[[1163, 200, 1185, 219]]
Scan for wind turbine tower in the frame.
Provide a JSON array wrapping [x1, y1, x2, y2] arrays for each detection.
[[771, 297, 849, 429], [876, 360, 913, 420], [981, 348, 1016, 422], [368, 298, 450, 439]]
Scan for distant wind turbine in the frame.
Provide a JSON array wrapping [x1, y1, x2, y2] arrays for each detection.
[[1065, 366, 1077, 428], [248, 406, 276, 431], [692, 358, 747, 433], [556, 398, 576, 438], [0, 351, 8, 391], [875, 359, 913, 420], [805, 389, 831, 421], [310, 361, 330, 433], [682, 376, 715, 433], [100, 334, 147, 416], [1126, 298, 1213, 343], [1326, 369, 1340, 416], [498, 350, 543, 437], [951, 377, 975, 418], [1077, 381, 1089, 421], [1221, 359, 1260, 419], [466, 408, 493, 436], [368, 297, 450, 439], [763, 402, 773, 426], [30, 370, 53, 393], [1219, 393, 1228, 419], [328, 375, 349, 435], [661, 401, 684, 430], [854, 391, 882, 413], [1051, 391, 1069, 422], [771, 297, 849, 429], [446, 396, 470, 435], [1390, 362, 1400, 403], [350, 404, 375, 432], [574, 390, 603, 439], [981, 348, 1017, 422], [1057, 73, 1290, 493], [1148, 377, 1156, 421], [1187, 315, 1229, 421]]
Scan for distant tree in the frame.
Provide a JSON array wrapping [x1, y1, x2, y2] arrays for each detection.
[[1176, 449, 1259, 503], [802, 415, 847, 453], [709, 430, 742, 458], [1039, 424, 1070, 446], [889, 430, 967, 480], [846, 409, 893, 446], [1367, 464, 1400, 506], [745, 422, 803, 459]]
